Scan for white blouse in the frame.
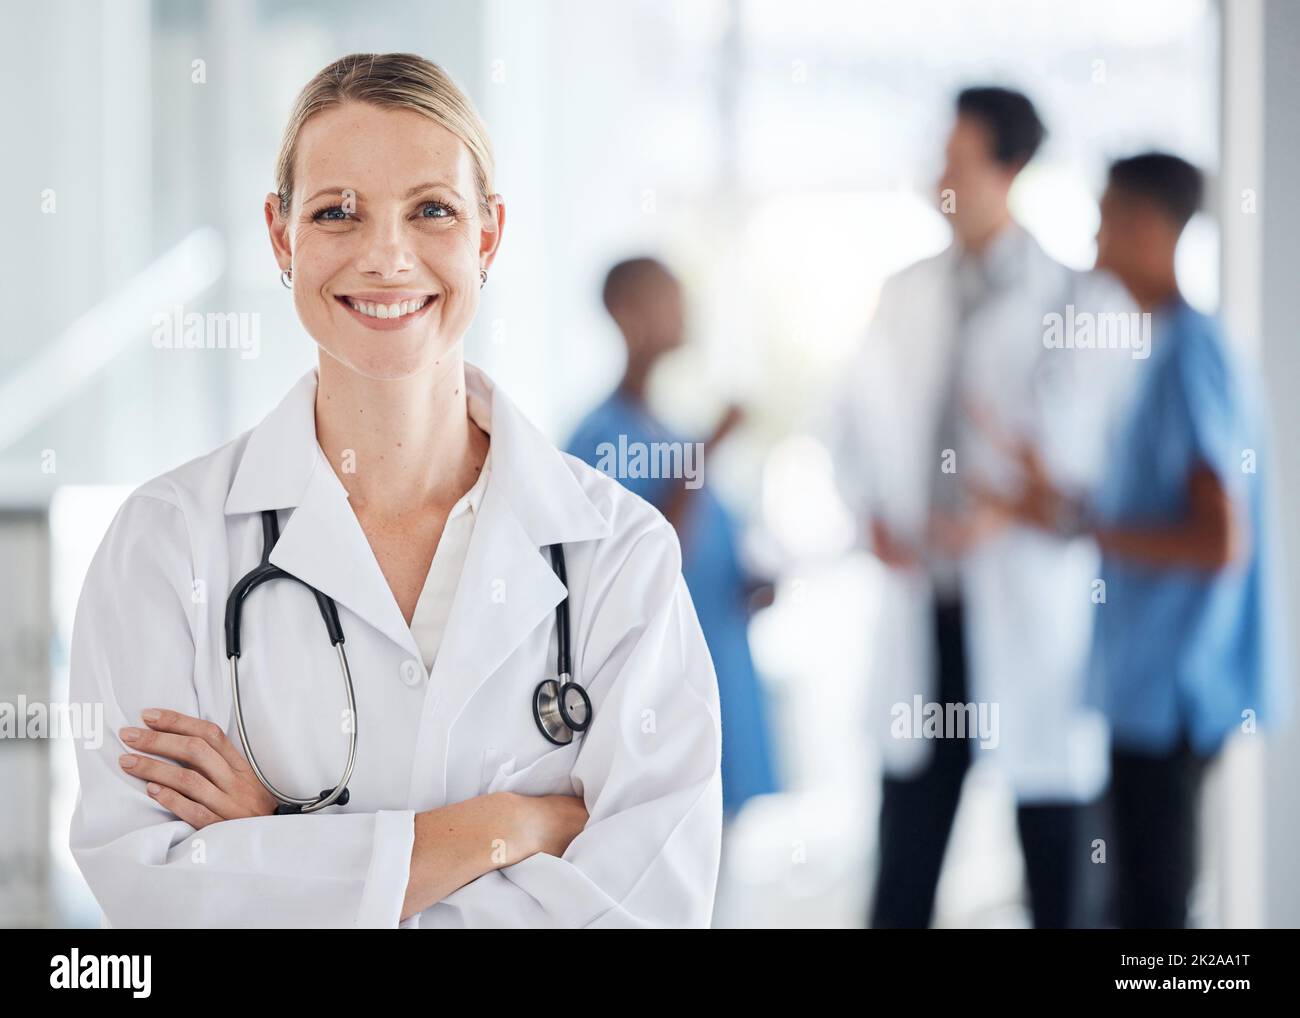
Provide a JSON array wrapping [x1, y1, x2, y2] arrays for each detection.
[[407, 449, 492, 673]]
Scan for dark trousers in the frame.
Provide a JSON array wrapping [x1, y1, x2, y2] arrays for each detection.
[[870, 599, 1085, 928], [1107, 735, 1212, 928]]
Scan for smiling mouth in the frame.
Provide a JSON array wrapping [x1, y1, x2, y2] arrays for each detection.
[[337, 295, 435, 320]]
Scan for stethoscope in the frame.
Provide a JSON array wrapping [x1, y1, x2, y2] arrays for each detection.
[[532, 544, 593, 747], [223, 508, 590, 815]]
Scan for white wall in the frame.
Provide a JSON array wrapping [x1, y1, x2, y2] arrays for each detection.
[[1260, 0, 1300, 930]]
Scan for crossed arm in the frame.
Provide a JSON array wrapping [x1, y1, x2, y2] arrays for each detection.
[[114, 707, 587, 921], [73, 494, 719, 928]]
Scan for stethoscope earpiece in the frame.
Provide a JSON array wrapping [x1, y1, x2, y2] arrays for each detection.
[[273, 787, 351, 815]]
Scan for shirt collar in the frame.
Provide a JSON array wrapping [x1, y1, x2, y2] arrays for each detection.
[[450, 447, 491, 520]]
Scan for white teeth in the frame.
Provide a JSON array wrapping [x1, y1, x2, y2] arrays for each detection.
[[345, 296, 431, 319]]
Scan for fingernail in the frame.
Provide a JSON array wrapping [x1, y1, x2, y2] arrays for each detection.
[[141, 709, 161, 722], [119, 754, 136, 769], [146, 782, 161, 795], [121, 727, 141, 743]]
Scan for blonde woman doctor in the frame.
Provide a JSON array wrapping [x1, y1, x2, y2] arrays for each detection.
[[67, 53, 723, 929]]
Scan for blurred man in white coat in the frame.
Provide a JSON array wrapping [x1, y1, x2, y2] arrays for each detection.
[[828, 87, 1136, 927]]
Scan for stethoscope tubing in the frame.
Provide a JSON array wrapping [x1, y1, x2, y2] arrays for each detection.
[[229, 644, 357, 813], [224, 508, 587, 813]]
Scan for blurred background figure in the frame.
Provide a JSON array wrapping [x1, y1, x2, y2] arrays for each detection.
[[827, 87, 1136, 927], [566, 258, 781, 820], [980, 153, 1290, 927]]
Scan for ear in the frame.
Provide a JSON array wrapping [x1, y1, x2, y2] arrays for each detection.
[[264, 192, 293, 272], [479, 193, 506, 273]]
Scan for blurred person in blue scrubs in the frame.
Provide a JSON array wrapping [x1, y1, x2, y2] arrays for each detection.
[[978, 153, 1289, 928], [566, 258, 780, 818]]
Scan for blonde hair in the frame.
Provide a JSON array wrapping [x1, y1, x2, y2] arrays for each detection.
[[274, 53, 496, 220]]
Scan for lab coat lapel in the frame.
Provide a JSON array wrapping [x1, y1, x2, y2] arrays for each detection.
[[429, 363, 611, 732], [269, 451, 424, 662], [427, 479, 566, 731], [223, 368, 423, 662], [409, 364, 612, 804]]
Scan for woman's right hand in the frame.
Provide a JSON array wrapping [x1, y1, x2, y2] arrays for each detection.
[[508, 792, 589, 860]]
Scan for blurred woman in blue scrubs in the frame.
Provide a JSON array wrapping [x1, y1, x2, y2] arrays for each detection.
[[566, 257, 780, 817]]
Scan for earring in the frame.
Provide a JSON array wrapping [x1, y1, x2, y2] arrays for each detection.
[[479, 268, 488, 289], [280, 269, 293, 289]]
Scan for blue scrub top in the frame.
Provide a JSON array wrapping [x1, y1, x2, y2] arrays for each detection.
[[1088, 296, 1290, 756], [566, 391, 780, 814]]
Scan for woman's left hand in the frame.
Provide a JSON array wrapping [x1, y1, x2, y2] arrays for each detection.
[[117, 709, 279, 829]]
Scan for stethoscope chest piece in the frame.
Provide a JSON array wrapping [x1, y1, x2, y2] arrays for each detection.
[[531, 544, 592, 746], [532, 674, 592, 746]]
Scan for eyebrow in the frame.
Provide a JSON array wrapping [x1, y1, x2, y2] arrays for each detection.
[[302, 182, 467, 205]]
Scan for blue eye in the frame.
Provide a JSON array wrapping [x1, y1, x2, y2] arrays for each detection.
[[307, 200, 457, 223], [311, 205, 350, 222]]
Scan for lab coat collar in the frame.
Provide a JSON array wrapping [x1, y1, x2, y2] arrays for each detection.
[[225, 361, 608, 540], [222, 361, 610, 667], [461, 362, 611, 545], [953, 219, 1030, 296], [223, 369, 320, 516]]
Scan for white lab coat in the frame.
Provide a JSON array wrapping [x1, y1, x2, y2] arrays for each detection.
[[68, 362, 723, 928], [826, 228, 1138, 802]]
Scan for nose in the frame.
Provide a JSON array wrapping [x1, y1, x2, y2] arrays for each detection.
[[354, 212, 415, 279]]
